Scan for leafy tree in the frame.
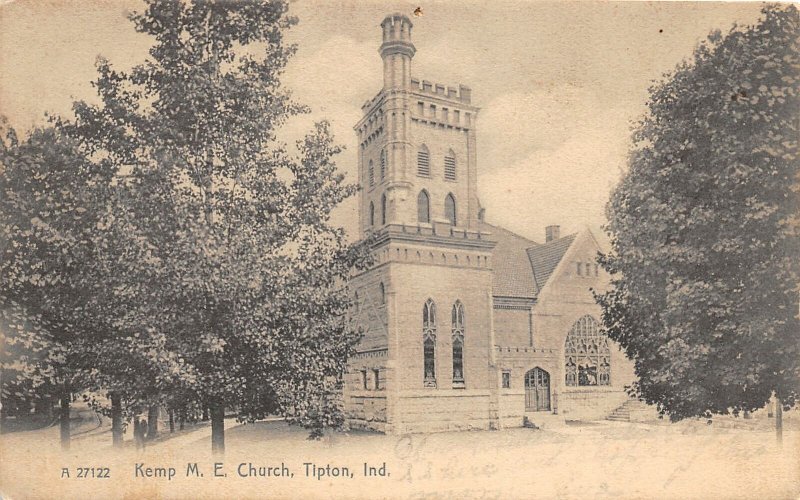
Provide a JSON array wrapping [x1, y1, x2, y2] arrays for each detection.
[[0, 122, 120, 449], [67, 0, 370, 453], [597, 4, 800, 434]]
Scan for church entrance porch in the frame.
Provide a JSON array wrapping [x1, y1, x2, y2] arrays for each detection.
[[524, 367, 551, 412]]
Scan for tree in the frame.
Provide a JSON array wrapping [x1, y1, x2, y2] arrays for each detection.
[[597, 5, 800, 432], [67, 0, 370, 453], [0, 122, 120, 449]]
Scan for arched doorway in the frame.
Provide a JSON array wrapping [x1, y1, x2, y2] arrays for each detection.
[[524, 367, 551, 411]]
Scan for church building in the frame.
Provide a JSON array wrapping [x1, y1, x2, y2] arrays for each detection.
[[345, 13, 636, 433]]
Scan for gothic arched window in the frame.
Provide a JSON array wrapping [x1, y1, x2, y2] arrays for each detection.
[[444, 193, 456, 226], [368, 159, 375, 186], [369, 201, 375, 226], [381, 192, 387, 225], [564, 315, 611, 386], [423, 299, 437, 388], [444, 150, 456, 181], [417, 145, 430, 177], [417, 190, 430, 223], [451, 300, 465, 387], [380, 149, 386, 180]]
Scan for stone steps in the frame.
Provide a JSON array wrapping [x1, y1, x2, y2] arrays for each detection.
[[606, 399, 654, 422]]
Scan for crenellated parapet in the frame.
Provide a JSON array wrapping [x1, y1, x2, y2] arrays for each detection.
[[410, 77, 472, 104]]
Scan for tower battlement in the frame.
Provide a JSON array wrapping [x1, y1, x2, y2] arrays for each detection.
[[410, 78, 472, 104]]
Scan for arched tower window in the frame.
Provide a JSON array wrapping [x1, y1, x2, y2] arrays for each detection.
[[564, 315, 611, 386], [417, 145, 430, 177], [380, 149, 386, 180], [423, 299, 437, 388], [444, 150, 456, 181], [381, 192, 387, 225], [369, 201, 375, 226], [417, 190, 430, 223], [451, 300, 465, 387], [368, 159, 375, 186], [444, 193, 456, 226]]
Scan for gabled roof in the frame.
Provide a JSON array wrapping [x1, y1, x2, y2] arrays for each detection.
[[476, 221, 540, 299], [526, 233, 577, 291]]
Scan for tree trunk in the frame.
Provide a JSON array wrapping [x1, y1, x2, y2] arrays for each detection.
[[147, 405, 159, 440], [60, 389, 71, 451], [111, 393, 123, 448], [169, 410, 175, 433], [202, 406, 209, 421], [775, 399, 783, 446], [210, 402, 225, 455], [179, 409, 185, 431]]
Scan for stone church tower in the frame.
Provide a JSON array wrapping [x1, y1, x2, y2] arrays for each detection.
[[347, 13, 498, 433], [345, 14, 637, 434]]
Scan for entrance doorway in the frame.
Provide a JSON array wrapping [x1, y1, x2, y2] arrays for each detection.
[[525, 367, 551, 411]]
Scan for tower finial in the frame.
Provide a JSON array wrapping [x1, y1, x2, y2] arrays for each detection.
[[379, 13, 415, 89]]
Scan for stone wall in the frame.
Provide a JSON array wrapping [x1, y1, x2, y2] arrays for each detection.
[[394, 390, 492, 433]]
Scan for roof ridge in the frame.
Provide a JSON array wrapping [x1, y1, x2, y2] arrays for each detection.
[[478, 220, 540, 247]]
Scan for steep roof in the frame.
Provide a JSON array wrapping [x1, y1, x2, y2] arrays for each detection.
[[476, 221, 540, 298], [526, 233, 577, 291]]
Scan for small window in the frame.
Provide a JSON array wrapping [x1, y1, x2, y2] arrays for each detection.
[[444, 151, 456, 181], [594, 264, 599, 277], [361, 370, 368, 390], [380, 149, 386, 180], [379, 282, 386, 305], [442, 108, 449, 123], [502, 371, 511, 389], [576, 262, 582, 276], [368, 159, 374, 186], [444, 193, 456, 226], [417, 190, 430, 223], [369, 201, 375, 226], [417, 146, 430, 177], [429, 104, 436, 119], [373, 369, 381, 390], [381, 193, 387, 225], [465, 112, 471, 125], [417, 101, 424, 115], [454, 110, 460, 124]]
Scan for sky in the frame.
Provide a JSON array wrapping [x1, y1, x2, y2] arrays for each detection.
[[0, 0, 765, 242]]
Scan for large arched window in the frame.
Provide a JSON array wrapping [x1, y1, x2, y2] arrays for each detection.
[[444, 150, 456, 181], [417, 145, 430, 177], [380, 149, 386, 180], [451, 301, 465, 387], [369, 201, 375, 226], [368, 159, 375, 186], [565, 315, 611, 386], [444, 193, 456, 226], [417, 190, 430, 223], [423, 299, 437, 388], [381, 192, 387, 225]]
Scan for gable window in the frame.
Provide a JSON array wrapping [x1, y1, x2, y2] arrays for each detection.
[[417, 190, 430, 223], [380, 149, 386, 180], [565, 315, 611, 387], [444, 151, 456, 181], [444, 194, 457, 226], [381, 192, 387, 225], [368, 159, 375, 186], [452, 300, 465, 387], [417, 145, 430, 177], [369, 201, 375, 226], [423, 299, 437, 388]]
